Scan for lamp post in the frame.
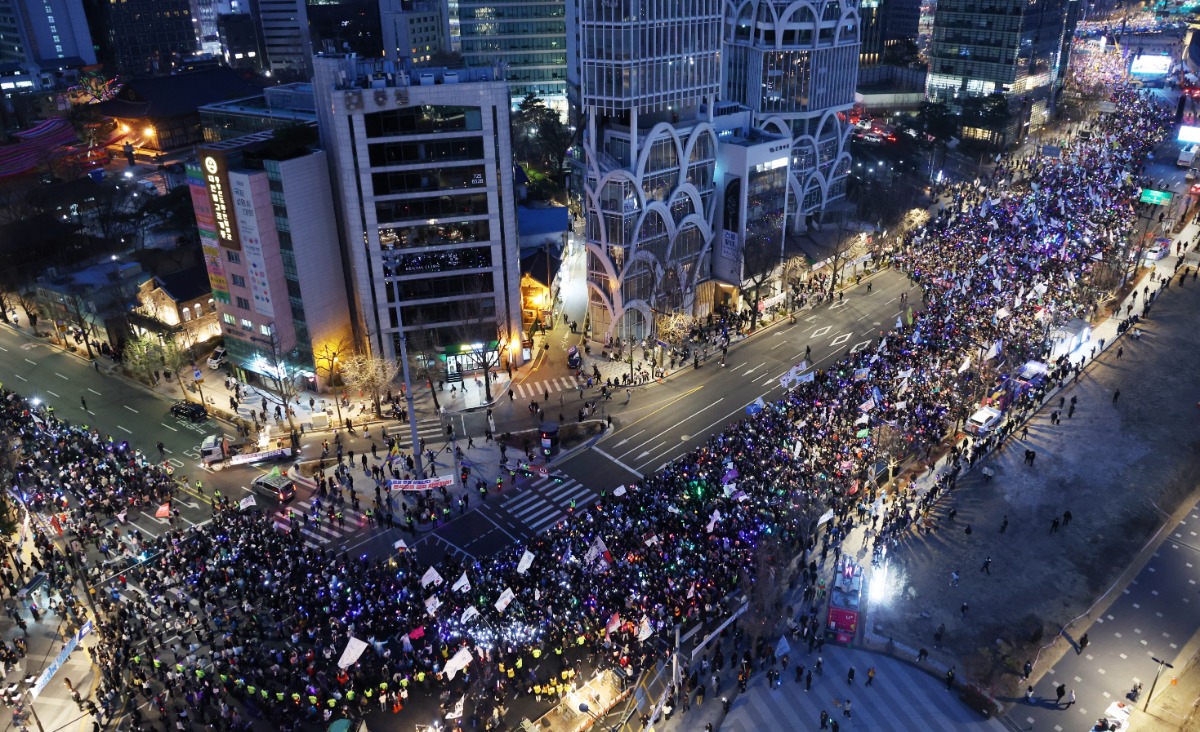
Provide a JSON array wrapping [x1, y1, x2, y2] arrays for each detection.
[[578, 703, 615, 731], [1143, 655, 1175, 712]]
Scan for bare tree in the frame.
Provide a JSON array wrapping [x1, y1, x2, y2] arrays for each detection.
[[339, 351, 400, 419], [445, 298, 510, 403], [58, 289, 98, 358], [739, 242, 781, 332], [313, 333, 355, 423], [252, 329, 306, 436], [121, 332, 161, 385]]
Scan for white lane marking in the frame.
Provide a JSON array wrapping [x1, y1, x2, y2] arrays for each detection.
[[118, 426, 132, 434], [55, 372, 68, 380], [124, 406, 138, 414], [46, 390, 59, 397], [13, 374, 26, 381], [24, 358, 36, 365], [88, 388, 101, 395], [161, 423, 178, 432]]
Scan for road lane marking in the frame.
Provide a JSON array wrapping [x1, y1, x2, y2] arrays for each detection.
[[118, 425, 132, 434], [592, 446, 644, 479], [46, 390, 59, 397], [13, 374, 26, 381], [0, 346, 7, 351], [124, 406, 138, 413], [161, 423, 178, 432], [24, 358, 36, 365], [741, 363, 764, 376], [88, 388, 101, 395], [613, 430, 645, 447], [55, 372, 68, 380], [770, 340, 788, 349], [618, 398, 725, 457]]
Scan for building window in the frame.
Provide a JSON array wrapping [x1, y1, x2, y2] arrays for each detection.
[[230, 274, 246, 287], [259, 324, 273, 336], [222, 313, 236, 325], [182, 308, 192, 322], [240, 318, 253, 330], [235, 296, 251, 310], [227, 250, 241, 264]]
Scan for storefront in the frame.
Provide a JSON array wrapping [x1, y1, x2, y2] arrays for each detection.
[[443, 341, 500, 379]]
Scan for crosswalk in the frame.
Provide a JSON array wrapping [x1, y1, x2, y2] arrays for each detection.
[[490, 474, 597, 538], [385, 416, 447, 448], [505, 377, 586, 402], [270, 497, 375, 549]]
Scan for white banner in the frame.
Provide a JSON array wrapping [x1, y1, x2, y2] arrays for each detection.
[[239, 495, 256, 510], [461, 606, 480, 624], [444, 647, 474, 681], [638, 615, 653, 641], [516, 550, 535, 575], [452, 572, 471, 593], [495, 588, 515, 613], [337, 637, 369, 669], [425, 595, 441, 616], [706, 509, 721, 534]]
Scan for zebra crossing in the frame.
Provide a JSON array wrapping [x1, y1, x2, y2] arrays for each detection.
[[491, 474, 597, 538], [269, 498, 372, 549], [386, 416, 447, 448], [505, 376, 585, 401]]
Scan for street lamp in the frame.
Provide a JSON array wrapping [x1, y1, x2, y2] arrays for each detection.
[[1143, 656, 1175, 712]]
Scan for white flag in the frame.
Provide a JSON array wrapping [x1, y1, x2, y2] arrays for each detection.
[[393, 539, 408, 552], [337, 636, 369, 669], [775, 634, 791, 657], [687, 583, 695, 599], [444, 647, 474, 681], [445, 695, 466, 719], [957, 357, 971, 374], [613, 485, 627, 496], [706, 509, 721, 534], [239, 495, 256, 510], [452, 572, 471, 594], [854, 414, 869, 426], [495, 587, 515, 612], [420, 567, 444, 588], [638, 615, 653, 641], [425, 595, 441, 616], [461, 606, 480, 624], [517, 550, 535, 575]]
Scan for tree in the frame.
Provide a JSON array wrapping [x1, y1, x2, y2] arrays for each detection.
[[339, 351, 400, 418], [252, 329, 306, 436], [738, 531, 790, 647], [512, 93, 555, 167], [917, 101, 959, 144], [313, 333, 356, 423], [740, 241, 781, 332], [444, 295, 510, 403], [121, 332, 162, 385], [58, 289, 97, 359]]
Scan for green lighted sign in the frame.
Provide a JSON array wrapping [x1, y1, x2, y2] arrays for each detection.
[[1139, 189, 1173, 205]]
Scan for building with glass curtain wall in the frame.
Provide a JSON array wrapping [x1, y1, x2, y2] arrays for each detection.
[[722, 0, 861, 232], [569, 0, 724, 342], [313, 55, 524, 375], [457, 0, 567, 105]]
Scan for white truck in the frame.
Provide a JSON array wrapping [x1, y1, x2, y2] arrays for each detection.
[[1177, 144, 1197, 167]]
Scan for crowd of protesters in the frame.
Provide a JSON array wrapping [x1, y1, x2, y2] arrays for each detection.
[[0, 70, 1178, 732]]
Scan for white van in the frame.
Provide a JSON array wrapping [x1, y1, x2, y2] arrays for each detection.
[[1178, 144, 1198, 167], [966, 406, 1003, 435]]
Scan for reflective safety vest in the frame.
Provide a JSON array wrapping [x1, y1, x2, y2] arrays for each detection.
[[276, 692, 285, 702], [532, 649, 542, 658], [308, 695, 318, 706], [365, 689, 374, 699], [327, 699, 337, 708], [260, 689, 268, 699], [346, 690, 355, 701], [246, 686, 256, 696], [416, 671, 425, 682]]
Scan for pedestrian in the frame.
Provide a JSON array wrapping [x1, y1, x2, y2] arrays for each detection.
[[1063, 510, 1072, 527], [980, 557, 991, 574], [960, 602, 969, 618], [999, 515, 1008, 533], [1113, 389, 1120, 404], [624, 389, 631, 405], [80, 396, 87, 411], [820, 710, 829, 729], [1066, 689, 1076, 708], [1117, 346, 1123, 358], [1056, 683, 1066, 704], [1050, 517, 1060, 533], [1026, 686, 1035, 703], [1068, 404, 1075, 419], [866, 667, 875, 687], [843, 699, 852, 718], [1022, 661, 1032, 680], [1078, 633, 1088, 653], [945, 667, 956, 690], [917, 648, 929, 662], [846, 667, 855, 685], [950, 570, 959, 587], [806, 670, 813, 691]]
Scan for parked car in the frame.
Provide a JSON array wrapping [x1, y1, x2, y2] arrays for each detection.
[[966, 406, 1003, 435], [207, 346, 227, 369], [1144, 239, 1169, 261], [170, 401, 208, 422]]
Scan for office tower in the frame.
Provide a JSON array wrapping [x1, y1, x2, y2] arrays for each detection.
[[189, 127, 350, 387], [308, 0, 384, 58], [458, 0, 566, 105], [379, 0, 446, 70], [93, 0, 196, 75], [859, 0, 921, 68], [928, 0, 1078, 136], [0, 0, 95, 90], [722, 0, 861, 232], [313, 55, 525, 375], [252, 0, 311, 78], [569, 0, 724, 341]]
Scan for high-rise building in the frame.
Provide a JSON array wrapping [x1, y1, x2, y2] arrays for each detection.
[[308, 0, 384, 58], [94, 0, 196, 75], [313, 55, 525, 376], [569, 0, 724, 340], [0, 0, 95, 91], [858, 0, 921, 68], [927, 0, 1078, 136], [458, 0, 566, 105], [380, 0, 446, 70], [721, 0, 861, 232], [189, 126, 351, 388], [251, 0, 311, 79], [218, 11, 264, 72]]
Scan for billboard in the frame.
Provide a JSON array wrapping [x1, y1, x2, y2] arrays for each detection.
[[1131, 55, 1171, 75], [1179, 125, 1200, 144]]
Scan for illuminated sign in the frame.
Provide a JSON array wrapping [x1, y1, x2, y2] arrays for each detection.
[[1130, 55, 1171, 75], [1139, 188, 1173, 205], [1179, 125, 1200, 144], [201, 154, 239, 249]]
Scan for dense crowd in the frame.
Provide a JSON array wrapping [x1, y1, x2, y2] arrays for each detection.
[[0, 76, 1175, 731]]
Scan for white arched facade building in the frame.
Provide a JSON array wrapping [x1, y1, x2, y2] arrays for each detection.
[[570, 0, 860, 342], [722, 0, 861, 232]]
